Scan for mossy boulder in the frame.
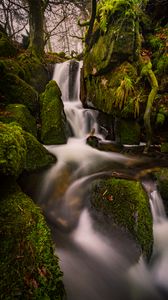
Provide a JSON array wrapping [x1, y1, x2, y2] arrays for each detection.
[[40, 80, 67, 145], [0, 31, 18, 58], [0, 73, 38, 114], [84, 18, 136, 77], [0, 104, 37, 137], [0, 122, 26, 177], [85, 62, 139, 116], [0, 181, 64, 299], [18, 53, 50, 93], [115, 119, 141, 145], [23, 131, 56, 172], [90, 178, 153, 258], [0, 59, 25, 79]]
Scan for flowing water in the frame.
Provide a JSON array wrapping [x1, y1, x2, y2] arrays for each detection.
[[34, 61, 168, 299]]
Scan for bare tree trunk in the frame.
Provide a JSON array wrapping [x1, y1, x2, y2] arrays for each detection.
[[28, 0, 44, 57], [85, 0, 97, 48]]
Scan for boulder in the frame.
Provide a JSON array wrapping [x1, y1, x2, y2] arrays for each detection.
[[23, 131, 56, 172], [0, 122, 26, 177], [90, 177, 153, 258], [0, 181, 64, 299], [40, 80, 67, 145], [0, 104, 37, 137]]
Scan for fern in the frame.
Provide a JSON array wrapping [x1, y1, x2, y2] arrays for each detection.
[[115, 76, 134, 109]]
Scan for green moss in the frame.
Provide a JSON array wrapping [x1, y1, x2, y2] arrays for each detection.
[[160, 143, 168, 153], [40, 80, 67, 145], [23, 131, 56, 172], [0, 104, 37, 137], [155, 169, 168, 208], [0, 182, 64, 299], [85, 62, 139, 116], [0, 59, 25, 79], [156, 55, 168, 76], [0, 122, 26, 177], [116, 119, 141, 145], [0, 73, 38, 114], [91, 178, 153, 258], [156, 112, 165, 126], [18, 52, 50, 93]]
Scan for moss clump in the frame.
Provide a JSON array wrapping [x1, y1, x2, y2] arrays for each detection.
[[0, 104, 37, 137], [0, 122, 26, 177], [0, 182, 64, 299], [40, 80, 67, 145], [23, 131, 56, 172], [90, 178, 153, 258], [0, 73, 38, 114]]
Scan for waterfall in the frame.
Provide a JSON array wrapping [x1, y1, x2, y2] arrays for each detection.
[[52, 60, 101, 138], [35, 60, 168, 300]]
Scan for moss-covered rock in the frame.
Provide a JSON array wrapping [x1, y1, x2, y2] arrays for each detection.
[[18, 53, 50, 93], [0, 104, 37, 137], [23, 131, 56, 172], [40, 80, 67, 145], [0, 181, 64, 299], [0, 59, 25, 79], [0, 73, 38, 114], [0, 122, 26, 177], [90, 178, 153, 258], [115, 119, 141, 145], [85, 62, 140, 116], [0, 31, 18, 58]]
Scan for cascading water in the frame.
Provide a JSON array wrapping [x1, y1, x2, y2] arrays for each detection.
[[35, 60, 168, 300]]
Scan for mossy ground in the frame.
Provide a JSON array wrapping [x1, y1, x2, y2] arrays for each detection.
[[91, 178, 153, 258], [0, 181, 64, 300]]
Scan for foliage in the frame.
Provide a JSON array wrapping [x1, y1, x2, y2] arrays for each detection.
[[97, 0, 144, 33], [114, 75, 134, 109], [0, 181, 65, 299], [156, 112, 165, 126], [156, 54, 168, 76]]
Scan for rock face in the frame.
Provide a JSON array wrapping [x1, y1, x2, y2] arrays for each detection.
[[83, 0, 168, 146], [90, 177, 153, 258], [40, 80, 68, 145]]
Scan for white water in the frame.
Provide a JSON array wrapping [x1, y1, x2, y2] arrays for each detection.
[[40, 61, 168, 300]]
